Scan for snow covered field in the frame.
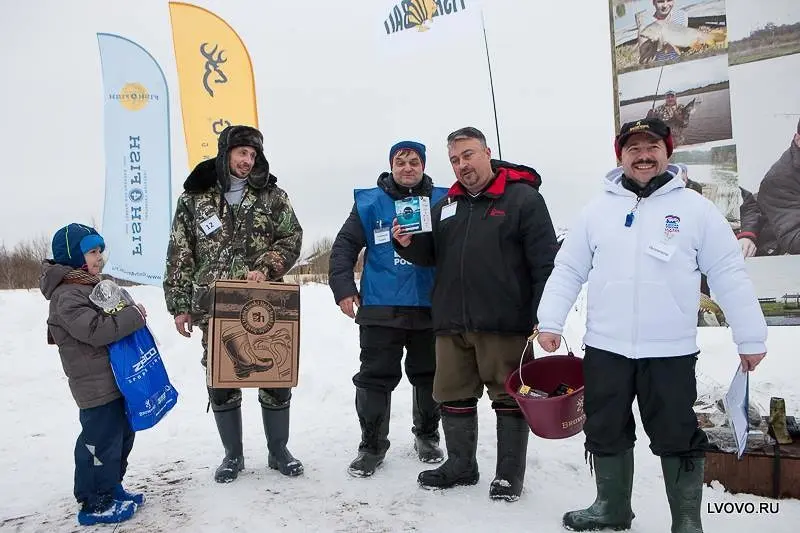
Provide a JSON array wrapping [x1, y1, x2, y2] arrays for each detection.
[[1, 283, 798, 532]]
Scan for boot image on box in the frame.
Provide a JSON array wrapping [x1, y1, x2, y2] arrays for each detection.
[[221, 327, 274, 379]]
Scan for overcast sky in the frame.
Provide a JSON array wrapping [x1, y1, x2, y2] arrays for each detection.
[[0, 0, 622, 253], [728, 0, 800, 41]]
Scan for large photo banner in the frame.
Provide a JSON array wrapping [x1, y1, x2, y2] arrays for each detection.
[[97, 33, 172, 286], [169, 2, 258, 170], [609, 0, 800, 326]]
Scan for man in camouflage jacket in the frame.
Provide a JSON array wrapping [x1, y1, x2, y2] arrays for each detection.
[[163, 125, 304, 483]]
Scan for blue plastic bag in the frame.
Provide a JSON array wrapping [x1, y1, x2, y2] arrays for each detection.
[[108, 326, 179, 431]]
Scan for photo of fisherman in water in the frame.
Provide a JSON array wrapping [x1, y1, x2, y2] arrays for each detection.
[[611, 0, 728, 73], [647, 90, 694, 145], [618, 54, 732, 147]]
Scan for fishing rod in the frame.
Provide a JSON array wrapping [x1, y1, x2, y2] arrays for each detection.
[[481, 9, 502, 160], [651, 64, 665, 112]]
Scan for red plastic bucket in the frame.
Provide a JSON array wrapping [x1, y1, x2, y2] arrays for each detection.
[[504, 333, 586, 439]]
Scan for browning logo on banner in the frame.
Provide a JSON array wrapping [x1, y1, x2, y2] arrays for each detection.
[[168, 2, 258, 169]]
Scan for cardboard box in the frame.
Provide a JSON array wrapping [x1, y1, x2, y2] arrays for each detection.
[[704, 442, 800, 499], [206, 280, 300, 389], [395, 196, 432, 233]]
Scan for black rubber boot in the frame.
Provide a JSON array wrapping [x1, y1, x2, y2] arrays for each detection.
[[661, 457, 705, 533], [412, 385, 444, 463], [212, 407, 245, 483], [348, 388, 391, 478], [417, 404, 479, 489], [562, 449, 635, 531], [489, 410, 529, 502], [262, 404, 304, 477]]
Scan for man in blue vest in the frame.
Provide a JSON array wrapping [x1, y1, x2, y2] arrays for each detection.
[[329, 140, 449, 478]]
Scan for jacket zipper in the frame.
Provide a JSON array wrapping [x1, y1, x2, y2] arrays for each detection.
[[461, 201, 473, 330], [225, 195, 238, 277], [632, 196, 643, 357]]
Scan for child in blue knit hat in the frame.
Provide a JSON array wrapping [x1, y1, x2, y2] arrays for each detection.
[[39, 223, 149, 526]]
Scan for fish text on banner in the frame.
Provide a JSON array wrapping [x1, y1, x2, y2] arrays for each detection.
[[97, 33, 172, 286]]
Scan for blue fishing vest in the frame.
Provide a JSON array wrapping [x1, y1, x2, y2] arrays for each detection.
[[354, 186, 447, 307]]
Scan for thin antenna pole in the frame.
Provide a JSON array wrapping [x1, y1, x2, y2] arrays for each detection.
[[481, 10, 501, 160]]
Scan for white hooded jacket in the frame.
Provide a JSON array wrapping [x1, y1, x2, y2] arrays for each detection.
[[537, 164, 767, 359]]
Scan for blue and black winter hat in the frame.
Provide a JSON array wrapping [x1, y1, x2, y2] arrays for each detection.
[[389, 140, 426, 168], [51, 223, 105, 268]]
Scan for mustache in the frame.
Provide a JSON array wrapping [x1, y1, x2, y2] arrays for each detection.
[[633, 159, 657, 166]]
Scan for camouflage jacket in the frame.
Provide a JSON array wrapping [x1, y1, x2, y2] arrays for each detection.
[[652, 103, 689, 129], [163, 158, 302, 319]]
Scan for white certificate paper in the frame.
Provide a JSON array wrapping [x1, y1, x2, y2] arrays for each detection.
[[723, 364, 749, 459]]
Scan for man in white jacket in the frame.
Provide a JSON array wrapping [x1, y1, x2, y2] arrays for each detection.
[[536, 117, 767, 533]]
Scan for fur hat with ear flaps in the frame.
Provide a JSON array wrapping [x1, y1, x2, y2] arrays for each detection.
[[182, 124, 275, 193]]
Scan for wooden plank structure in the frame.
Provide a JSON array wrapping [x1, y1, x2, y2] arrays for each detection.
[[704, 441, 800, 499]]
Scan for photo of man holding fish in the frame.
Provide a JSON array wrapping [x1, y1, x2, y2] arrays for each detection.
[[612, 0, 728, 73]]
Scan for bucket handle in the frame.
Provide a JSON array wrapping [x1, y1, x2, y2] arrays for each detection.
[[517, 328, 574, 390]]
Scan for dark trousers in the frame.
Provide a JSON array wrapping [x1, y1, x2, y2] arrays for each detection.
[[433, 332, 527, 409], [352, 326, 435, 393], [207, 386, 292, 411], [74, 398, 134, 508], [583, 346, 710, 458]]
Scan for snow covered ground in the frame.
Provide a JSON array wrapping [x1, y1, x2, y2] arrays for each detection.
[[1, 283, 798, 532]]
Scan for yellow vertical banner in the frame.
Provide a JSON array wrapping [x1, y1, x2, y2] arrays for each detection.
[[168, 2, 258, 169]]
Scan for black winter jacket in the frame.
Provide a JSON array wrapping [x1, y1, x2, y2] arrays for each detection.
[[757, 141, 800, 254], [394, 160, 559, 336], [328, 172, 437, 329]]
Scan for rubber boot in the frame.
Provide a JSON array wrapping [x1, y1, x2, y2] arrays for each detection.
[[262, 404, 304, 476], [412, 385, 444, 463], [348, 388, 391, 477], [562, 449, 635, 531], [661, 457, 705, 533], [212, 407, 245, 483], [489, 410, 529, 502], [417, 404, 479, 489]]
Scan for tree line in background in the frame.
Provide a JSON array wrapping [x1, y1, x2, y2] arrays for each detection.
[[0, 236, 344, 290]]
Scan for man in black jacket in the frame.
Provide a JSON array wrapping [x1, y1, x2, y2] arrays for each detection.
[[329, 141, 448, 478], [392, 127, 559, 501], [757, 120, 800, 255]]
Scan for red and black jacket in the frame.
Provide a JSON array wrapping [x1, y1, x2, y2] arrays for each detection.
[[395, 160, 559, 336]]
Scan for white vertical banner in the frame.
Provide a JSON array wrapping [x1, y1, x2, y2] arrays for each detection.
[[97, 33, 172, 286]]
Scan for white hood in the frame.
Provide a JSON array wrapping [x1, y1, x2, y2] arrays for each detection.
[[602, 163, 686, 197]]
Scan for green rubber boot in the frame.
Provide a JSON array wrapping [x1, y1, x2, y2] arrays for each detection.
[[661, 457, 705, 533], [563, 449, 635, 531]]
